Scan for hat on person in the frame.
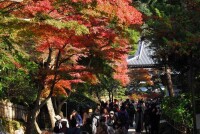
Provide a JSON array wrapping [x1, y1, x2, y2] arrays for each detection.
[[55, 115, 61, 120], [110, 111, 114, 114], [88, 108, 93, 113], [72, 110, 77, 114]]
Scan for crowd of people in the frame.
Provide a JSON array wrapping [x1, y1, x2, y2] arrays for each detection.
[[53, 98, 162, 134]]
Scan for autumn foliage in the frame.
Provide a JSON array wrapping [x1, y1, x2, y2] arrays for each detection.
[[128, 68, 154, 86], [0, 0, 142, 97]]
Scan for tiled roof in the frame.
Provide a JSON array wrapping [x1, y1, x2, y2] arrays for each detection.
[[127, 41, 159, 68]]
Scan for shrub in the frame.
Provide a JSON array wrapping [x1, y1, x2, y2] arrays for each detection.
[[0, 118, 24, 133], [161, 93, 193, 128]]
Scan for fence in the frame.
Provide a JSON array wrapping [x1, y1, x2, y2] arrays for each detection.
[[0, 101, 27, 121]]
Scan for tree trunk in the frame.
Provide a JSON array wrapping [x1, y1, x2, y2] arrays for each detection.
[[95, 89, 101, 103], [46, 98, 56, 128], [25, 109, 38, 134], [111, 91, 114, 103], [57, 104, 63, 116], [52, 97, 58, 114], [25, 47, 58, 134], [25, 96, 52, 134], [165, 66, 175, 97], [108, 90, 111, 101], [35, 110, 42, 134], [53, 97, 68, 117]]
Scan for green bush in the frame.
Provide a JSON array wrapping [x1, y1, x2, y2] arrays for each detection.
[[161, 93, 193, 128], [0, 118, 24, 133]]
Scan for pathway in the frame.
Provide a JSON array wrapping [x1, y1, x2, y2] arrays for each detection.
[[128, 120, 167, 134], [128, 127, 136, 134], [128, 127, 146, 134], [128, 121, 141, 134]]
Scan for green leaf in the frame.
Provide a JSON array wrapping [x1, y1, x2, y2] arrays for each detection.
[[45, 19, 89, 35]]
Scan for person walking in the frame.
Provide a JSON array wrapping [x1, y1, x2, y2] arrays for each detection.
[[68, 110, 83, 134], [96, 116, 108, 134], [92, 108, 101, 134], [135, 100, 144, 133], [150, 101, 161, 134], [82, 108, 93, 134], [106, 111, 116, 134], [59, 118, 69, 134], [101, 108, 109, 122], [117, 105, 129, 134], [128, 100, 135, 127], [53, 115, 62, 134], [143, 104, 151, 134]]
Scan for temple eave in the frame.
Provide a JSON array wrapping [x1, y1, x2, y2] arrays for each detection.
[[128, 64, 161, 68]]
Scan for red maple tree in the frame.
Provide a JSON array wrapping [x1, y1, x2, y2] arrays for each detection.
[[1, 0, 142, 133]]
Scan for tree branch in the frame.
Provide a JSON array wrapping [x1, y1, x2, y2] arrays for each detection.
[[45, 47, 53, 68]]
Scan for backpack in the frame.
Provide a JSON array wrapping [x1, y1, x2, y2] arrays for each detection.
[[53, 120, 61, 133], [93, 115, 100, 127], [118, 112, 127, 125], [129, 103, 136, 115]]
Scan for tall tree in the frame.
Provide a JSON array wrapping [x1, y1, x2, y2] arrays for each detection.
[[135, 0, 200, 97], [1, 0, 143, 133]]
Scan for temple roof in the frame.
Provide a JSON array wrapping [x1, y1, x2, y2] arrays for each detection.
[[127, 41, 159, 68]]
